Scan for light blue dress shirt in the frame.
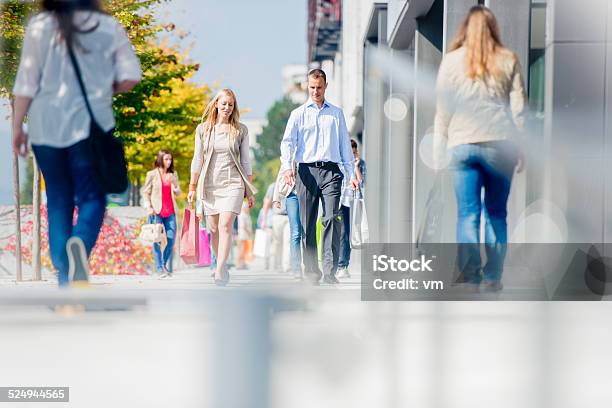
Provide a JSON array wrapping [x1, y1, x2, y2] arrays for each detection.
[[280, 99, 355, 181]]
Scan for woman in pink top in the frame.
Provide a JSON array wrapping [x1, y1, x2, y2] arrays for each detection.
[[142, 150, 181, 278]]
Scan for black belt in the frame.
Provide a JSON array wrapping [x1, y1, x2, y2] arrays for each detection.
[[302, 161, 334, 168]]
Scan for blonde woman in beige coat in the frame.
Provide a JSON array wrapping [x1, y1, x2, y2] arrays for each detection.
[[187, 89, 256, 286], [433, 5, 526, 292]]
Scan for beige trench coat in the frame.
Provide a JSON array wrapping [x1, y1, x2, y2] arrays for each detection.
[[190, 122, 257, 199]]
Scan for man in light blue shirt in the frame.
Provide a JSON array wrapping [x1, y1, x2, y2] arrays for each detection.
[[280, 69, 358, 285]]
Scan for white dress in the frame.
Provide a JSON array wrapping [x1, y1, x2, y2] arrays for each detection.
[[202, 129, 245, 215]]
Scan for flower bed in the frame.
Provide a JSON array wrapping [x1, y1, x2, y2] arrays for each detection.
[[1, 206, 152, 275]]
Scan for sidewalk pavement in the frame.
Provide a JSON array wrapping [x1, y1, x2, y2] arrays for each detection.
[[0, 255, 363, 290]]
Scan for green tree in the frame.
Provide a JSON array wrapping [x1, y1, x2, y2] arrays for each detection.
[[106, 1, 207, 189], [251, 96, 299, 226], [0, 1, 37, 97], [1, 0, 40, 280], [1, 1, 51, 206], [1, 0, 210, 196], [254, 96, 299, 164], [20, 157, 33, 205], [123, 71, 209, 199]]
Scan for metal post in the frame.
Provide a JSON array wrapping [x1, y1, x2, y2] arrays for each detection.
[[32, 155, 41, 281], [12, 151, 22, 282], [10, 100, 22, 282], [213, 295, 270, 408]]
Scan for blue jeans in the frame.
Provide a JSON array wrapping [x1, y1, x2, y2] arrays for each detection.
[[451, 141, 517, 284], [338, 205, 351, 268], [285, 191, 302, 276], [210, 253, 217, 271], [150, 213, 177, 273], [32, 139, 107, 287]]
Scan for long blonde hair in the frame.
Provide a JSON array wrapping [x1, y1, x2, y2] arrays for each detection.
[[449, 5, 506, 80], [201, 88, 241, 139]]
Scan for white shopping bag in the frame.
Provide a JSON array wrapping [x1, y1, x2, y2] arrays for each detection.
[[350, 189, 369, 249], [416, 175, 443, 256], [253, 228, 271, 258]]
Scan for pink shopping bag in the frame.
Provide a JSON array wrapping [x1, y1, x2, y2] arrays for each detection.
[[198, 227, 212, 267], [180, 207, 200, 265]]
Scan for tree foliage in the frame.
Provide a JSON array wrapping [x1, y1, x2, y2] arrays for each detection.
[[254, 96, 299, 164], [105, 0, 208, 190], [0, 0, 38, 98], [20, 156, 33, 205], [123, 71, 208, 190], [1, 0, 210, 196], [250, 96, 298, 225]]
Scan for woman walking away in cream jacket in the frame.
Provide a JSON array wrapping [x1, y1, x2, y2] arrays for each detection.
[[433, 5, 526, 293], [142, 150, 181, 278], [187, 89, 256, 286]]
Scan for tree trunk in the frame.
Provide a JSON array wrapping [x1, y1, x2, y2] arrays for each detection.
[[32, 155, 41, 281], [129, 182, 134, 206], [135, 179, 141, 207], [10, 100, 22, 282]]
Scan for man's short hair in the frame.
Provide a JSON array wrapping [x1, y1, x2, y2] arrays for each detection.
[[350, 139, 358, 149], [308, 68, 327, 83]]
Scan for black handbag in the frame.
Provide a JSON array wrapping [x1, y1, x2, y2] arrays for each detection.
[[67, 44, 129, 194]]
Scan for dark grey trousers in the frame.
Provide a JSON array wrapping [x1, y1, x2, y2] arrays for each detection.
[[296, 162, 344, 281]]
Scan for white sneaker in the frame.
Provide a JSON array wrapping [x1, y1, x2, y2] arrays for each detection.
[[480, 280, 503, 293], [337, 266, 351, 278], [67, 237, 89, 287]]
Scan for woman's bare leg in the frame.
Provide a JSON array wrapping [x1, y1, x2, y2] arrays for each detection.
[[207, 214, 220, 275], [215, 212, 236, 279]]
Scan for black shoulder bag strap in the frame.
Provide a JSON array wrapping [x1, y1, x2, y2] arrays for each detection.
[[65, 42, 129, 194], [66, 44, 99, 128]]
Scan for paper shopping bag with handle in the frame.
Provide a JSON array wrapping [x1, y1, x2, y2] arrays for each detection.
[[350, 188, 369, 249], [416, 175, 444, 256], [244, 239, 254, 262], [197, 227, 212, 267], [180, 207, 200, 265], [253, 228, 271, 258]]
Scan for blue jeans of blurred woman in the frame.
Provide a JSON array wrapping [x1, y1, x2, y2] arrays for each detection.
[[338, 205, 351, 269], [150, 213, 177, 274], [32, 140, 107, 287], [285, 191, 302, 278], [451, 141, 517, 285]]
